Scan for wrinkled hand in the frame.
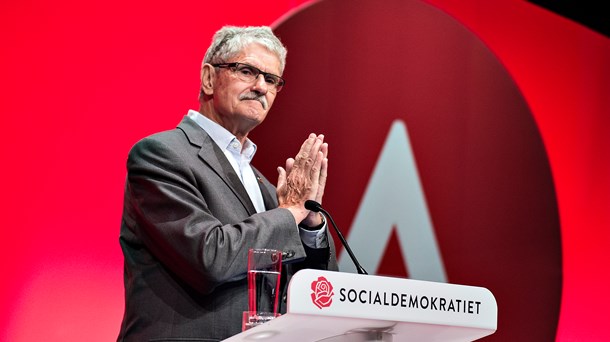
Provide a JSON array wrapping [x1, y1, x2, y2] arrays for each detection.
[[277, 133, 328, 225]]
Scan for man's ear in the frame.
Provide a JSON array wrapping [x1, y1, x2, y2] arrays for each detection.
[[200, 63, 215, 96]]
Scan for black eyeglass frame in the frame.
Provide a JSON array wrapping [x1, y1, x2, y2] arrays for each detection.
[[212, 62, 285, 92]]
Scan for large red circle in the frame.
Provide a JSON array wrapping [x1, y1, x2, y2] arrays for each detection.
[[252, 0, 562, 340]]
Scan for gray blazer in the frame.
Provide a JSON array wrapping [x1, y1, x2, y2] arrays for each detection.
[[117, 116, 338, 341]]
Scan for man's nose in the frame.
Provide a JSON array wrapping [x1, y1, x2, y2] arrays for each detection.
[[251, 74, 268, 94]]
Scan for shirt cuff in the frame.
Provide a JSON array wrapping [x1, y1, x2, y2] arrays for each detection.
[[298, 215, 329, 249]]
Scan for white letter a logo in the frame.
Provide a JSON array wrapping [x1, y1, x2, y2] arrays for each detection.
[[338, 120, 447, 282]]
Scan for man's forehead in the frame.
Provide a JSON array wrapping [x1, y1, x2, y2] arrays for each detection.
[[233, 44, 282, 74]]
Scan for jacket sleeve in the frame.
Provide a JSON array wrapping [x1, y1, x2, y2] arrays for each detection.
[[120, 134, 308, 295]]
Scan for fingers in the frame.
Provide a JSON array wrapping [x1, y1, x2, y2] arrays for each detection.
[[294, 134, 324, 169], [277, 133, 329, 224], [300, 146, 328, 227], [309, 139, 327, 187], [311, 150, 323, 175], [316, 156, 328, 203], [293, 133, 316, 168], [285, 158, 295, 174], [320, 142, 328, 159], [276, 166, 287, 193], [296, 135, 325, 194]]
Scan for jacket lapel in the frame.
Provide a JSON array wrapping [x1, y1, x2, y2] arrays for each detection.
[[177, 116, 257, 216], [252, 168, 278, 210]]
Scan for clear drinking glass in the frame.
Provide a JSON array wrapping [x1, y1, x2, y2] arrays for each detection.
[[242, 248, 282, 331]]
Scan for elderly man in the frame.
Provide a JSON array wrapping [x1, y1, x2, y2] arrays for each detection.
[[117, 26, 338, 341]]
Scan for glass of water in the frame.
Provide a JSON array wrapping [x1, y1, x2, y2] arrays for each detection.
[[242, 248, 282, 331]]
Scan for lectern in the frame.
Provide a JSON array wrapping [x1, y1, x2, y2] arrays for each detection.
[[223, 269, 497, 341]]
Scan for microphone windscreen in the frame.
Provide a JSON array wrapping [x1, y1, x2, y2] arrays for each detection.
[[304, 200, 321, 212]]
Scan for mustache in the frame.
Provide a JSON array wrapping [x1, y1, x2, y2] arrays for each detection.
[[239, 92, 268, 109]]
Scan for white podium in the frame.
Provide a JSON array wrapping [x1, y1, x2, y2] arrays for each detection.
[[224, 269, 497, 341]]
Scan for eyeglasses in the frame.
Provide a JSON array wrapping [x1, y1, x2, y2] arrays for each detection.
[[213, 62, 285, 92]]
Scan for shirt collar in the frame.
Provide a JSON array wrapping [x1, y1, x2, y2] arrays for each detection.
[[186, 110, 257, 160]]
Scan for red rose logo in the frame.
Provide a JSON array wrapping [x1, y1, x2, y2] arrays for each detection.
[[310, 276, 334, 309]]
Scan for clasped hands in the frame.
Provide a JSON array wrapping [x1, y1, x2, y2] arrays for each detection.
[[277, 133, 328, 227]]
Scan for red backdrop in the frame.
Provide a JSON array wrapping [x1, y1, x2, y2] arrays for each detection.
[[1, 0, 608, 341]]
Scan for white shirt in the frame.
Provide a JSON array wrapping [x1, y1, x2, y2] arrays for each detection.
[[187, 110, 327, 248]]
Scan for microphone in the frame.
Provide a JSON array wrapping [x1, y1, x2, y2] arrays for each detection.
[[305, 200, 368, 275]]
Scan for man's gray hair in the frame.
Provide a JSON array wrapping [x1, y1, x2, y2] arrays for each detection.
[[203, 26, 287, 74]]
